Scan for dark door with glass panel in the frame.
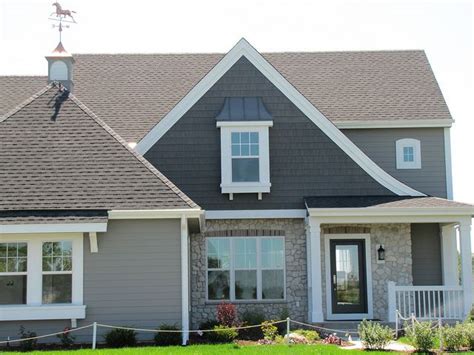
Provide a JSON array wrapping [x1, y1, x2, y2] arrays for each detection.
[[330, 240, 367, 314]]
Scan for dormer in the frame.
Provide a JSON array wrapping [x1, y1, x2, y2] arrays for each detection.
[[45, 42, 75, 91], [216, 97, 273, 200]]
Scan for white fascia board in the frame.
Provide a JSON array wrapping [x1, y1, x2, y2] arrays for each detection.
[[108, 209, 203, 220], [0, 223, 107, 234], [336, 119, 453, 129], [136, 38, 424, 197], [205, 209, 307, 219], [307, 207, 474, 217], [216, 121, 274, 127], [0, 305, 86, 321], [444, 128, 453, 200]]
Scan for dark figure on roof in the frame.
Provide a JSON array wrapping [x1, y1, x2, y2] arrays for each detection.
[[52, 2, 76, 22]]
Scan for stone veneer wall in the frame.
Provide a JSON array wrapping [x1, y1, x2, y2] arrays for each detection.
[[320, 224, 413, 321], [190, 219, 307, 328]]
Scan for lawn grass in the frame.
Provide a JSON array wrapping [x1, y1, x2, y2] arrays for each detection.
[[27, 344, 392, 355]]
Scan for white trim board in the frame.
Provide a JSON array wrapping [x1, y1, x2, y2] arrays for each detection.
[[336, 119, 453, 129], [0, 223, 107, 234], [108, 209, 203, 220], [324, 233, 374, 320], [444, 128, 453, 200], [205, 209, 307, 219], [136, 38, 424, 197], [307, 207, 474, 218]]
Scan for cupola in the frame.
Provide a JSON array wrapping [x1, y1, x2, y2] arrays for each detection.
[[45, 42, 75, 91]]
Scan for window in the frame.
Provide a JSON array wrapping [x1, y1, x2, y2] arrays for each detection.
[[207, 237, 285, 301], [217, 124, 272, 197], [42, 241, 73, 304], [0, 243, 28, 305], [403, 146, 414, 162], [0, 234, 85, 321], [50, 60, 68, 81], [396, 138, 421, 169], [231, 132, 260, 182]]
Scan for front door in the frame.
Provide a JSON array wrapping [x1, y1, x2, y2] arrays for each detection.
[[330, 239, 367, 314]]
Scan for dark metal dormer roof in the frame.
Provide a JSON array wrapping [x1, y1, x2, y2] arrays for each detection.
[[216, 97, 273, 121]]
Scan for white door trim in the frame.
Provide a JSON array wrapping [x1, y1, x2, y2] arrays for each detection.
[[324, 233, 373, 320]]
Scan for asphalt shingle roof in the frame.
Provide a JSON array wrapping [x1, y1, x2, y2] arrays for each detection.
[[0, 50, 452, 142], [0, 84, 198, 211], [0, 210, 108, 225], [305, 196, 474, 209]]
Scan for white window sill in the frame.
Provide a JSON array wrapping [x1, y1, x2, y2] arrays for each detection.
[[221, 183, 271, 194], [206, 299, 286, 305], [0, 304, 86, 321]]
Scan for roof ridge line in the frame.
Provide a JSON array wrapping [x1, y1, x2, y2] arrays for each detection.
[[0, 83, 53, 123], [66, 90, 200, 210]]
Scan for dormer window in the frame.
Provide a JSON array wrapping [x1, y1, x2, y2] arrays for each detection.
[[396, 138, 421, 169], [216, 98, 273, 200], [231, 132, 260, 182]]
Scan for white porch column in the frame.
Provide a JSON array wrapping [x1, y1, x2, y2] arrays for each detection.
[[307, 217, 324, 322], [441, 224, 459, 286], [180, 216, 190, 345], [459, 218, 473, 317]]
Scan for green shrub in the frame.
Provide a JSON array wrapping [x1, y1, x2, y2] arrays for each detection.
[[199, 319, 219, 330], [464, 322, 474, 350], [154, 323, 182, 346], [104, 328, 137, 348], [442, 323, 468, 351], [293, 329, 320, 343], [207, 325, 238, 343], [406, 321, 435, 352], [56, 327, 75, 347], [358, 319, 393, 350], [261, 321, 278, 341], [18, 326, 37, 352], [276, 308, 290, 335], [242, 310, 265, 325], [239, 310, 265, 340]]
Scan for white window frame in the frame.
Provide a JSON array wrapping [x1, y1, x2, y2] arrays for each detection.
[[205, 236, 286, 302], [0, 242, 28, 304], [217, 121, 272, 197], [396, 138, 421, 169], [0, 233, 85, 321]]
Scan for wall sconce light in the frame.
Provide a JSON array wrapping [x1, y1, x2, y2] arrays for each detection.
[[377, 244, 385, 264]]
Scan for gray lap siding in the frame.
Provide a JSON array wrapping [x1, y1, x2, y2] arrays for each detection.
[[145, 57, 394, 211], [344, 128, 447, 198], [0, 219, 182, 343]]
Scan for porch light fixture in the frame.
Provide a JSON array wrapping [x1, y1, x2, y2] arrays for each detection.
[[377, 244, 385, 263]]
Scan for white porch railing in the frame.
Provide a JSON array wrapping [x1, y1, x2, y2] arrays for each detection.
[[388, 281, 464, 321]]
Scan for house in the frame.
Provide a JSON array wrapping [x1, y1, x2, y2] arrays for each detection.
[[0, 38, 473, 344]]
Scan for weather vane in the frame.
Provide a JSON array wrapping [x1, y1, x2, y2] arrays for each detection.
[[48, 2, 77, 42]]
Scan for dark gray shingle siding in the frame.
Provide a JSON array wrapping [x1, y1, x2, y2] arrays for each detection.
[[145, 57, 394, 210]]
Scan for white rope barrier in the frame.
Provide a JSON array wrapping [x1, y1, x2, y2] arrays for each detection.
[[289, 319, 360, 335], [96, 319, 287, 334], [0, 323, 94, 345], [0, 319, 288, 347]]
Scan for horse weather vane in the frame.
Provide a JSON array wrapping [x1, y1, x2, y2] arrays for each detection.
[[49, 2, 77, 42]]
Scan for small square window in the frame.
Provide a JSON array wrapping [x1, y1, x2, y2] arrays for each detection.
[[396, 139, 421, 169]]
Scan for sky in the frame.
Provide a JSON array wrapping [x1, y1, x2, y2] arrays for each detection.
[[0, 0, 473, 204]]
